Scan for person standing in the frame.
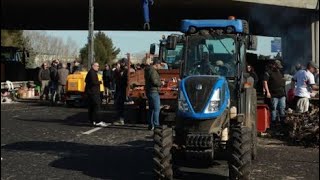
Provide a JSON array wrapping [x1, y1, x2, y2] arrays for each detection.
[[85, 62, 108, 127], [72, 60, 82, 73], [246, 64, 259, 89], [38, 62, 51, 100], [263, 60, 286, 127], [144, 61, 164, 130], [113, 61, 128, 125], [291, 61, 319, 113], [57, 63, 69, 103], [103, 64, 112, 103], [49, 60, 59, 103]]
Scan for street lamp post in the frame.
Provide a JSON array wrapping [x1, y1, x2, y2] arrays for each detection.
[[88, 0, 94, 70]]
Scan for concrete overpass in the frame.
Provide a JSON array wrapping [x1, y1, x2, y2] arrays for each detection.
[[1, 0, 319, 65]]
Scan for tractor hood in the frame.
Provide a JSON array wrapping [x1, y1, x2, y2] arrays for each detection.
[[178, 75, 230, 119]]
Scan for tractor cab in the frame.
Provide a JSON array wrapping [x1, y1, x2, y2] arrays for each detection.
[[166, 19, 256, 119]]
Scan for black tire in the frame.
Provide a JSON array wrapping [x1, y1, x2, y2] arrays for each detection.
[[251, 90, 257, 160], [228, 124, 252, 180], [153, 125, 173, 180], [245, 88, 258, 160]]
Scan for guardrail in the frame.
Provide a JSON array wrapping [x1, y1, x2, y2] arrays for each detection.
[[1, 81, 34, 90]]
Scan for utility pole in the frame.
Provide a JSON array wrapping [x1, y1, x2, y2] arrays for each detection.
[[88, 0, 94, 70]]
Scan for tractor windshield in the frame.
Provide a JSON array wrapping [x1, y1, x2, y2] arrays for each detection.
[[183, 35, 236, 77]]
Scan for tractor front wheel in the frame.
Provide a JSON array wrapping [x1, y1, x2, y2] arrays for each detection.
[[228, 123, 252, 180], [153, 125, 173, 180]]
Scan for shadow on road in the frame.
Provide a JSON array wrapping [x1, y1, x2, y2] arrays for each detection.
[[15, 111, 118, 127], [2, 140, 230, 180], [2, 140, 154, 180]]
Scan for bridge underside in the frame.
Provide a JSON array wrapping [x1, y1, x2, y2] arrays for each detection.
[[2, 0, 319, 65], [1, 0, 318, 36]]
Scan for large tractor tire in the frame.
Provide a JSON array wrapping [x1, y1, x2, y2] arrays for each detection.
[[251, 90, 257, 160], [245, 88, 258, 160], [228, 123, 252, 180], [153, 125, 173, 180]]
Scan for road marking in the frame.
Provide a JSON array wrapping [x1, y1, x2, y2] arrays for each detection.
[[82, 127, 103, 135]]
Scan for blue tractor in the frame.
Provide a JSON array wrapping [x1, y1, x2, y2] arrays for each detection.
[[153, 18, 258, 180]]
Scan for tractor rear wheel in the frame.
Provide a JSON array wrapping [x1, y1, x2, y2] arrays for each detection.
[[228, 123, 252, 180], [153, 125, 173, 180]]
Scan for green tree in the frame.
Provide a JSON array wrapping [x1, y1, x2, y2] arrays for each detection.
[[1, 30, 37, 68], [1, 30, 26, 48], [80, 31, 120, 69]]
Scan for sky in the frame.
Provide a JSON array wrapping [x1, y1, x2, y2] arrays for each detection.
[[44, 30, 279, 58]]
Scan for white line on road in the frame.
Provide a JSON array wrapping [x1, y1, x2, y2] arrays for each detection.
[[82, 127, 103, 135]]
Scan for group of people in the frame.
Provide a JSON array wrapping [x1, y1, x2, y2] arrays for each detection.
[[38, 60, 82, 103], [85, 59, 163, 130], [261, 60, 319, 128]]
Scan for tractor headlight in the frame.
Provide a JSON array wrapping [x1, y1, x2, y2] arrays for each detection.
[[204, 88, 221, 113], [178, 91, 190, 112]]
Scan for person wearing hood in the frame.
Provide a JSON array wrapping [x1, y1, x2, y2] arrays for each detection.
[[144, 60, 164, 130]]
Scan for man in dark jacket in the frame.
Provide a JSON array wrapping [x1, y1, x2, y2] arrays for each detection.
[[57, 63, 69, 102], [49, 60, 59, 103], [113, 61, 128, 125], [263, 60, 286, 127], [144, 61, 164, 130], [38, 62, 51, 100], [103, 64, 112, 103], [85, 62, 108, 127]]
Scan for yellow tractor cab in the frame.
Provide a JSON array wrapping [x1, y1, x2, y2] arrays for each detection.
[[65, 71, 104, 106]]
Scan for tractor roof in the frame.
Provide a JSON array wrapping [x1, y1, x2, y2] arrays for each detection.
[[180, 19, 244, 33]]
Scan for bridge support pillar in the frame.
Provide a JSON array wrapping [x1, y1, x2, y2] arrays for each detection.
[[311, 20, 319, 65]]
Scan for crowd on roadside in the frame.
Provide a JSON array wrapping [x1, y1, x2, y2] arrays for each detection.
[[253, 59, 319, 130], [38, 59, 83, 104], [85, 58, 166, 129]]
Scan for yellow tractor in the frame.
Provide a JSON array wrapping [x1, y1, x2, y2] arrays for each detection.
[[65, 71, 104, 107]]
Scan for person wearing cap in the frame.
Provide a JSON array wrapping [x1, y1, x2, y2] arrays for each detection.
[[263, 60, 286, 127], [215, 60, 229, 76], [144, 60, 164, 130], [291, 61, 319, 113]]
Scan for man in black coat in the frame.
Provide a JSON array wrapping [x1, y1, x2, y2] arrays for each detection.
[[85, 62, 108, 127]]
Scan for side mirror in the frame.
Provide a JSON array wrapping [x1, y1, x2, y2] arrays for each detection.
[[248, 35, 257, 50], [166, 35, 177, 50], [150, 44, 156, 55]]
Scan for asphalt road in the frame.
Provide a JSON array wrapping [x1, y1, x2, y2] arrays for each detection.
[[1, 101, 319, 180]]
